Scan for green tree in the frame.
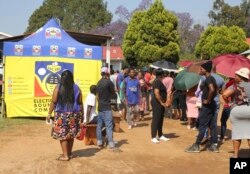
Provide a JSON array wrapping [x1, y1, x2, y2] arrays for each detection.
[[175, 13, 204, 60], [122, 0, 179, 67], [240, 0, 250, 36], [195, 26, 249, 59], [208, 0, 249, 36], [25, 0, 112, 33]]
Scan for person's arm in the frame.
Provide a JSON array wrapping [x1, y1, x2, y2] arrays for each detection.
[[222, 88, 234, 101], [85, 105, 92, 124], [195, 79, 203, 97], [122, 79, 127, 101], [153, 80, 165, 107], [47, 86, 59, 121], [154, 88, 165, 107], [85, 94, 96, 124], [203, 83, 215, 104], [110, 80, 115, 95], [149, 75, 156, 84], [78, 89, 84, 123]]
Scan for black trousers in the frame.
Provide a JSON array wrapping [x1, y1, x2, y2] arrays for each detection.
[[151, 99, 165, 138], [195, 102, 217, 145]]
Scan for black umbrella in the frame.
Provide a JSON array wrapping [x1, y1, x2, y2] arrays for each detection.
[[150, 60, 179, 72]]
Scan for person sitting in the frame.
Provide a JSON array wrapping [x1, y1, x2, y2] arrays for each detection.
[[83, 85, 98, 125]]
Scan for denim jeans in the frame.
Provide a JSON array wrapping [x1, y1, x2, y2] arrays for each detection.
[[96, 110, 114, 148], [195, 101, 218, 145], [220, 107, 231, 139]]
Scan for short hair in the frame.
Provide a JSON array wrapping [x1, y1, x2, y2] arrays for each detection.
[[155, 68, 164, 77], [110, 69, 115, 75], [90, 85, 97, 94], [122, 65, 129, 70]]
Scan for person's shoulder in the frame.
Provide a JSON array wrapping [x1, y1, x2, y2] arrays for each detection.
[[154, 79, 161, 85], [89, 93, 96, 99]]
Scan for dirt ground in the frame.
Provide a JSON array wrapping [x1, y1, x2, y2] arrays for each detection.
[[0, 114, 249, 174]]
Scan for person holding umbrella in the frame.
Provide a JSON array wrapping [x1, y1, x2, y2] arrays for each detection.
[[185, 61, 219, 153]]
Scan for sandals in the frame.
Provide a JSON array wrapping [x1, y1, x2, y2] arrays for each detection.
[[56, 155, 70, 161]]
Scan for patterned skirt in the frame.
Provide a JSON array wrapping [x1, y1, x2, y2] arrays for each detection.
[[52, 112, 82, 140]]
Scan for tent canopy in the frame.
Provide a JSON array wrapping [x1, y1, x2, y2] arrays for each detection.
[[3, 18, 102, 60]]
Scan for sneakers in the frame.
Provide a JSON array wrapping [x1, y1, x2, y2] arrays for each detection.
[[207, 144, 219, 153], [185, 144, 200, 153], [151, 138, 160, 144], [133, 122, 137, 127], [109, 146, 122, 153], [187, 125, 191, 130], [159, 135, 170, 141], [128, 125, 132, 129], [97, 145, 104, 150]]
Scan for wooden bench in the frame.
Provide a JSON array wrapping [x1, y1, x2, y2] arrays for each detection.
[[112, 110, 121, 132], [84, 111, 121, 145], [84, 124, 97, 145]]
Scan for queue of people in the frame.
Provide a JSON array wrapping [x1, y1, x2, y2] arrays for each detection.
[[47, 62, 250, 160]]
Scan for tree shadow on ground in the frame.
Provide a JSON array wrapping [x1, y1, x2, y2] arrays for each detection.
[[180, 122, 188, 126], [114, 128, 125, 133], [116, 139, 129, 148], [72, 147, 99, 158], [135, 123, 149, 128], [141, 117, 152, 121]]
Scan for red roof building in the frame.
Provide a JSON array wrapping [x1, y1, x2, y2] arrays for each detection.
[[102, 46, 124, 71]]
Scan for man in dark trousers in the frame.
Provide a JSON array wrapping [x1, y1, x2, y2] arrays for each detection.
[[185, 61, 219, 153], [96, 67, 120, 152]]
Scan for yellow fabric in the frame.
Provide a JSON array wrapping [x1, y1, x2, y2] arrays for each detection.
[[4, 56, 101, 117]]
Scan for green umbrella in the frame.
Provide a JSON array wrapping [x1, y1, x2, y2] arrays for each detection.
[[174, 69, 200, 90]]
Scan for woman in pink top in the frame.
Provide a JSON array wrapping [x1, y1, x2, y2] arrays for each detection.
[[186, 85, 199, 130]]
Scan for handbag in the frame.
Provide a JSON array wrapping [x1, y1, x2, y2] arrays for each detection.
[[76, 126, 86, 140]]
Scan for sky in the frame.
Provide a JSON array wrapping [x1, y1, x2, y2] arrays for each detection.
[[0, 0, 241, 36]]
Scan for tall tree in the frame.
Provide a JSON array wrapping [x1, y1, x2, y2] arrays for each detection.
[[25, 0, 112, 33], [175, 12, 204, 59], [195, 26, 249, 59], [90, 20, 128, 46], [90, 0, 152, 46], [208, 0, 249, 36], [240, 0, 250, 36], [115, 0, 153, 23], [123, 0, 179, 67]]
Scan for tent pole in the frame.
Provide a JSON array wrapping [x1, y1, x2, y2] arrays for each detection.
[[106, 39, 111, 70], [1, 56, 6, 118]]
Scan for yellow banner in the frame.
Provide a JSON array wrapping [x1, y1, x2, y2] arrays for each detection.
[[4, 56, 101, 117]]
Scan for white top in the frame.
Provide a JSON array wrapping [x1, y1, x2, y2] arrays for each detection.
[[84, 93, 97, 123]]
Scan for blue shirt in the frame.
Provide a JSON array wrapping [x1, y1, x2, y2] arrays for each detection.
[[55, 84, 81, 112], [124, 77, 140, 105]]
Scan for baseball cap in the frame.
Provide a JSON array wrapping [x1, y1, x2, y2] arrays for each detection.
[[101, 67, 110, 74]]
